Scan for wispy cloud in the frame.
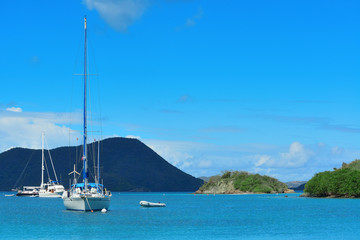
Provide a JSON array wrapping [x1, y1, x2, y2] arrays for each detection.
[[321, 123, 360, 133], [259, 114, 326, 124], [83, 0, 149, 32], [82, 1, 203, 33], [257, 114, 360, 134], [159, 109, 184, 114], [176, 7, 203, 31], [200, 126, 243, 134], [142, 138, 357, 182], [177, 94, 193, 103], [6, 107, 22, 113], [29, 56, 40, 66]]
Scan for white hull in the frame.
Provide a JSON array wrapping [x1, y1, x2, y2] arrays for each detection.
[[140, 201, 166, 207], [39, 192, 63, 198], [39, 184, 65, 198], [63, 195, 111, 211]]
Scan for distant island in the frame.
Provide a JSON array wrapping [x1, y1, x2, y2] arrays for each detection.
[[303, 159, 360, 198], [286, 181, 307, 191], [195, 171, 294, 194]]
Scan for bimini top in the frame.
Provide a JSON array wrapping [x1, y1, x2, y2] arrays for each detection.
[[72, 183, 104, 188]]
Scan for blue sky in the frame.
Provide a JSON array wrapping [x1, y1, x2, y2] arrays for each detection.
[[1, 0, 360, 181]]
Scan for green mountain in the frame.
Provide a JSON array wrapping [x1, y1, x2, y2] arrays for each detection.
[[0, 137, 203, 192], [196, 171, 291, 194], [304, 160, 360, 197]]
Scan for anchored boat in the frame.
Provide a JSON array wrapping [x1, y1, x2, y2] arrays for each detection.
[[38, 132, 65, 198], [16, 186, 39, 197], [62, 16, 111, 211]]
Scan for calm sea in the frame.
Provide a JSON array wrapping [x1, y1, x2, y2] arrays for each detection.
[[1, 192, 360, 239]]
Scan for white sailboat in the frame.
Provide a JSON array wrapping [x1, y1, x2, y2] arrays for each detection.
[[38, 132, 65, 198], [62, 16, 111, 211], [16, 132, 64, 197]]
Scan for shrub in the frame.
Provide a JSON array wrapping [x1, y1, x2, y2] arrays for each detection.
[[253, 185, 272, 193], [304, 166, 360, 197], [221, 171, 232, 179]]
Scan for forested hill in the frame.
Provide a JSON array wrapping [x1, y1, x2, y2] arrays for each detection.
[[0, 137, 203, 192], [304, 160, 360, 197], [196, 171, 292, 194]]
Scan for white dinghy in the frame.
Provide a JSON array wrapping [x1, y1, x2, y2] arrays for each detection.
[[140, 201, 166, 207]]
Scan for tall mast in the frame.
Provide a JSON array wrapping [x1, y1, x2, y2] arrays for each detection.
[[97, 140, 100, 184], [83, 16, 88, 190], [41, 132, 44, 188]]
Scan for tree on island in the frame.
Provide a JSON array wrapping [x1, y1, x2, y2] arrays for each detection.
[[304, 159, 360, 197], [196, 171, 290, 194]]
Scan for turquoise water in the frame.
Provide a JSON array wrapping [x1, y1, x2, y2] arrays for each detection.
[[1, 192, 360, 239]]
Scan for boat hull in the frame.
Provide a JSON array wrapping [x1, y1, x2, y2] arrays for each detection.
[[140, 201, 166, 207], [16, 192, 39, 197], [63, 196, 111, 211], [39, 192, 63, 198], [39, 185, 65, 198]]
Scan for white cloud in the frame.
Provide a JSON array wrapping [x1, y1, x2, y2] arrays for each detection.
[[0, 110, 82, 152], [6, 107, 22, 113], [198, 160, 212, 168], [331, 146, 343, 155], [83, 0, 149, 32], [126, 135, 141, 139], [279, 142, 312, 167], [145, 140, 195, 167], [180, 161, 193, 169], [255, 155, 270, 167], [252, 142, 313, 169]]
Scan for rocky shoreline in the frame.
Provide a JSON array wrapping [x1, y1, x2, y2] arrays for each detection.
[[299, 192, 359, 198], [195, 189, 295, 195]]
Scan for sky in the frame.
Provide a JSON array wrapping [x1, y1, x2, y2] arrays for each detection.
[[1, 0, 360, 182]]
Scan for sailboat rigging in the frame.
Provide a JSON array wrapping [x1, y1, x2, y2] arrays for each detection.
[[62, 16, 111, 211], [38, 132, 65, 198], [16, 132, 64, 197]]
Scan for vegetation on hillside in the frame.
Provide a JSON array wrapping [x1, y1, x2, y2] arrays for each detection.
[[304, 160, 360, 197], [197, 171, 289, 194]]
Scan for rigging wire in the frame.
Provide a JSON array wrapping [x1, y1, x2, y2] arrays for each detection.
[[12, 150, 35, 189], [44, 137, 59, 183], [66, 18, 104, 185]]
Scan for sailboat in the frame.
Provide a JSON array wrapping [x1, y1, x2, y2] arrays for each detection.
[[62, 16, 111, 211], [38, 132, 65, 198], [16, 132, 64, 197]]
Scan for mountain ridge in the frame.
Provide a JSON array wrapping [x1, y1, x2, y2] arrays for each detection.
[[0, 137, 203, 192]]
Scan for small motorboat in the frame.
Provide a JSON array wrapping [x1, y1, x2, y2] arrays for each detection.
[[140, 200, 166, 207], [16, 186, 39, 197]]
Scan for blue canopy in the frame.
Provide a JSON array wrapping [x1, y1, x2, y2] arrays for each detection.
[[51, 180, 62, 183], [72, 183, 104, 188]]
